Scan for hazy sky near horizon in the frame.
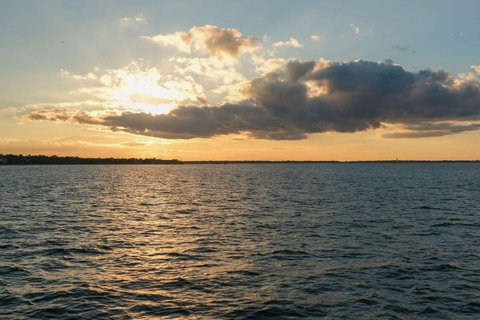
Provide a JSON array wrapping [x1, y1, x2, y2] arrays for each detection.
[[1, 0, 480, 160]]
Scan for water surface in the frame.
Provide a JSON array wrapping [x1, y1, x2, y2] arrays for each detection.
[[1, 164, 480, 319]]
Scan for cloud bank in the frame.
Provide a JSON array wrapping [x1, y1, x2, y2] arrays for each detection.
[[25, 59, 480, 140]]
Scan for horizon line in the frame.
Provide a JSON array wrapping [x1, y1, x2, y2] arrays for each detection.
[[1, 154, 479, 164]]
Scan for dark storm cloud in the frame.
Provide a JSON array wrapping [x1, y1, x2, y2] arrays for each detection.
[[25, 60, 480, 140]]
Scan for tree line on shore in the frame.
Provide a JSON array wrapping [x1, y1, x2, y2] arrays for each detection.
[[0, 154, 182, 165]]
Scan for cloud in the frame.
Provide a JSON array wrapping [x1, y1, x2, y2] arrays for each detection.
[[25, 59, 480, 140], [350, 23, 360, 34], [61, 69, 97, 81], [310, 35, 321, 41], [253, 57, 287, 73], [60, 61, 206, 114], [121, 13, 147, 25], [144, 25, 258, 61], [24, 108, 104, 124], [472, 65, 480, 76], [0, 106, 23, 119], [383, 122, 480, 139], [392, 45, 410, 53], [171, 56, 249, 102], [121, 141, 148, 147], [273, 38, 303, 48], [285, 60, 315, 83]]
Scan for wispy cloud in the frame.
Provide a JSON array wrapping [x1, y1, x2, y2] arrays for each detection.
[[350, 23, 360, 34], [61, 69, 97, 80], [121, 13, 147, 25], [383, 123, 480, 139], [392, 45, 410, 53]]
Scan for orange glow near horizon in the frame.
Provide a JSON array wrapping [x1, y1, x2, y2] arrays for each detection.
[[1, 119, 479, 161]]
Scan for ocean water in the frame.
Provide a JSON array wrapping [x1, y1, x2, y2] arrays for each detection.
[[1, 163, 480, 319]]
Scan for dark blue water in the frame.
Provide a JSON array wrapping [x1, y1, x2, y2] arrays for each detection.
[[1, 164, 480, 319]]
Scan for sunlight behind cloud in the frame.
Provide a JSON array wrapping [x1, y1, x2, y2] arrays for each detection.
[[61, 61, 205, 115]]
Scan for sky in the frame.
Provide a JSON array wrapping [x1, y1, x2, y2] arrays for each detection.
[[1, 0, 480, 160]]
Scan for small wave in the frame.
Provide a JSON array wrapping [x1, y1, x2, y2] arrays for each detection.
[[184, 247, 217, 253], [431, 222, 456, 228], [268, 249, 312, 260], [152, 277, 209, 292], [252, 306, 305, 318], [416, 205, 442, 210], [0, 294, 32, 306], [27, 306, 67, 319], [164, 252, 200, 260], [0, 225, 19, 235], [0, 243, 19, 250], [175, 208, 199, 214], [455, 301, 480, 314], [432, 222, 479, 228], [129, 304, 191, 317], [131, 293, 169, 302], [225, 303, 326, 319], [70, 246, 111, 255], [40, 246, 109, 256], [139, 202, 155, 206], [418, 306, 449, 318], [355, 298, 380, 305], [303, 284, 339, 294], [226, 270, 261, 276], [0, 265, 30, 276], [421, 263, 462, 272]]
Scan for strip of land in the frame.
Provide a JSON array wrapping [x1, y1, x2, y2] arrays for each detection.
[[0, 154, 479, 165], [0, 154, 182, 165]]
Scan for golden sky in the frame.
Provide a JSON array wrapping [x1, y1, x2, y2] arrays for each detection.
[[1, 2, 480, 160]]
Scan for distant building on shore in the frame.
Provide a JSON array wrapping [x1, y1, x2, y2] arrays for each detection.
[[0, 158, 8, 165]]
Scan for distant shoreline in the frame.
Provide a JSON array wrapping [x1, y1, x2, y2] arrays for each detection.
[[0, 154, 182, 165], [0, 154, 479, 165]]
